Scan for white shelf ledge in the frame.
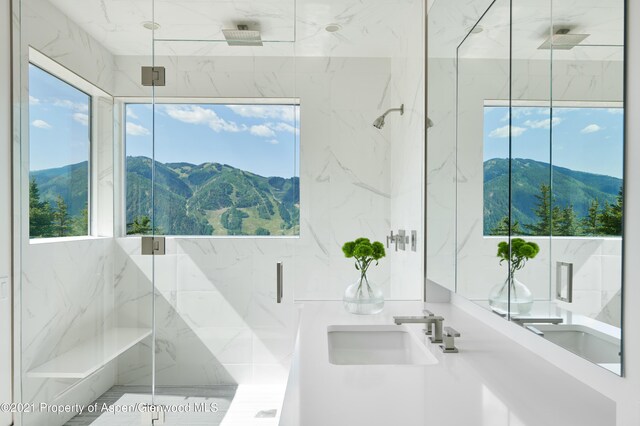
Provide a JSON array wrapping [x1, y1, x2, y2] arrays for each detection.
[[27, 327, 152, 379]]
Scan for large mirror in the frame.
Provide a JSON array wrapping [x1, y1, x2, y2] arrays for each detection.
[[427, 0, 625, 375]]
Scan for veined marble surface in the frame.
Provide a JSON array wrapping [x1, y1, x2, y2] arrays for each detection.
[[283, 301, 616, 426]]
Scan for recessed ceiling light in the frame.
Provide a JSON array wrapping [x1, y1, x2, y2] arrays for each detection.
[[325, 23, 342, 33], [471, 25, 483, 34], [142, 21, 160, 31]]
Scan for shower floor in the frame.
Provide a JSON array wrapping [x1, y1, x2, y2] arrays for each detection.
[[64, 385, 237, 426]]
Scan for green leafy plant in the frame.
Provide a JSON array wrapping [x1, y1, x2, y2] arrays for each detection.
[[497, 238, 540, 278], [342, 237, 386, 293]]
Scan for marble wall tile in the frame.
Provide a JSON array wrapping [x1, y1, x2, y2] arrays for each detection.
[[23, 0, 116, 93], [110, 55, 397, 387], [389, 0, 425, 300], [18, 2, 119, 424], [20, 238, 116, 426]]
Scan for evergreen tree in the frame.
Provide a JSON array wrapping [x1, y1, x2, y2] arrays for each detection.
[[490, 215, 524, 236], [526, 184, 554, 236], [582, 199, 600, 235], [255, 227, 271, 236], [72, 204, 89, 236], [556, 204, 580, 236], [127, 215, 153, 235], [598, 187, 623, 236], [52, 195, 72, 237], [29, 178, 54, 238]]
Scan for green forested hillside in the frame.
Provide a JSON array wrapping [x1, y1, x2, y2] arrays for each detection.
[[484, 158, 622, 234], [31, 162, 89, 217], [30, 157, 300, 236], [126, 156, 299, 235]]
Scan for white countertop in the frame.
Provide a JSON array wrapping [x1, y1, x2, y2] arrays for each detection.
[[282, 301, 615, 426]]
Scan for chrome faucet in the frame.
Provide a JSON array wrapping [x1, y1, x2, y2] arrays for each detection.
[[393, 315, 444, 343]]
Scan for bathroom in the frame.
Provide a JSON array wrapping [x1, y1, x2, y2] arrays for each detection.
[[0, 0, 639, 425]]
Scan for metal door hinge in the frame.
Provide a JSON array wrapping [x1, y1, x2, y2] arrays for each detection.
[[141, 66, 166, 86], [141, 236, 166, 255]]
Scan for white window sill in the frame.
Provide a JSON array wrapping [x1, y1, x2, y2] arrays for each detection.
[[29, 236, 111, 245]]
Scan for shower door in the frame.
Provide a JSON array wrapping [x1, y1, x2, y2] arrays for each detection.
[[146, 0, 300, 421]]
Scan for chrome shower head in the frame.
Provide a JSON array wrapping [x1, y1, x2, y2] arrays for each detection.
[[373, 116, 386, 129], [222, 24, 263, 47], [373, 104, 404, 129]]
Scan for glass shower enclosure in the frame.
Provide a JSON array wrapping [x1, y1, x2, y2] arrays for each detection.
[[14, 0, 299, 424]]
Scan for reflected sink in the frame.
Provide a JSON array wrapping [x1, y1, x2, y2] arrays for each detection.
[[327, 325, 439, 365], [534, 324, 620, 372]]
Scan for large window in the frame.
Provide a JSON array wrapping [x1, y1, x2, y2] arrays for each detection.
[[483, 104, 623, 237], [125, 102, 300, 236], [28, 64, 91, 239]]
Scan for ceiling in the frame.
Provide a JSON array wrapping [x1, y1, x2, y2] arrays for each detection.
[[46, 0, 421, 57], [429, 0, 624, 60]]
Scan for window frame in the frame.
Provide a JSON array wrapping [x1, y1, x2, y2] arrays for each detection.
[[27, 48, 110, 241], [482, 99, 624, 238], [117, 96, 301, 238]]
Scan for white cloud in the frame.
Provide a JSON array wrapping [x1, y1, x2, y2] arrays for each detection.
[[523, 117, 562, 129], [126, 109, 139, 119], [268, 122, 299, 134], [501, 107, 536, 122], [250, 124, 276, 138], [53, 99, 89, 112], [581, 124, 602, 134], [268, 139, 280, 145], [227, 105, 296, 122], [165, 105, 243, 133], [29, 95, 40, 105], [31, 119, 51, 129], [73, 113, 89, 126], [126, 122, 150, 136], [488, 125, 526, 138], [607, 108, 623, 115]]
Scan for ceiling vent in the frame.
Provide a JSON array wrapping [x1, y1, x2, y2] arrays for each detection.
[[538, 28, 589, 50], [222, 24, 263, 47]]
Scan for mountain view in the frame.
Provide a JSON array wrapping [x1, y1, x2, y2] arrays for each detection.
[[484, 158, 623, 235], [30, 157, 300, 237]]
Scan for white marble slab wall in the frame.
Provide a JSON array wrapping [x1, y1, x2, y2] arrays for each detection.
[[20, 239, 116, 426], [428, 55, 624, 325], [113, 55, 393, 385], [22, 0, 116, 93], [388, 0, 425, 301], [426, 58, 457, 292], [17, 1, 118, 424]]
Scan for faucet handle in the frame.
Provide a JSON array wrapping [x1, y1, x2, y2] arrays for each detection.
[[439, 326, 460, 353], [444, 326, 460, 337], [423, 309, 434, 316], [386, 231, 395, 249]]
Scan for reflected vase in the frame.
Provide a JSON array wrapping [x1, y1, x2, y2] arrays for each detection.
[[343, 273, 384, 315], [488, 273, 533, 315]]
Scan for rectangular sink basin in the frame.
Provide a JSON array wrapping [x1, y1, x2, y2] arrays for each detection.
[[327, 325, 438, 365], [534, 324, 620, 372]]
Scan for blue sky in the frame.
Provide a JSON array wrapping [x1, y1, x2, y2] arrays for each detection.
[[29, 64, 91, 171], [126, 103, 299, 178], [29, 62, 299, 178], [484, 105, 624, 178]]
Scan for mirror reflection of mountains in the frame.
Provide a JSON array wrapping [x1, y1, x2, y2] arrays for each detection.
[[31, 156, 300, 236], [484, 158, 622, 234]]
